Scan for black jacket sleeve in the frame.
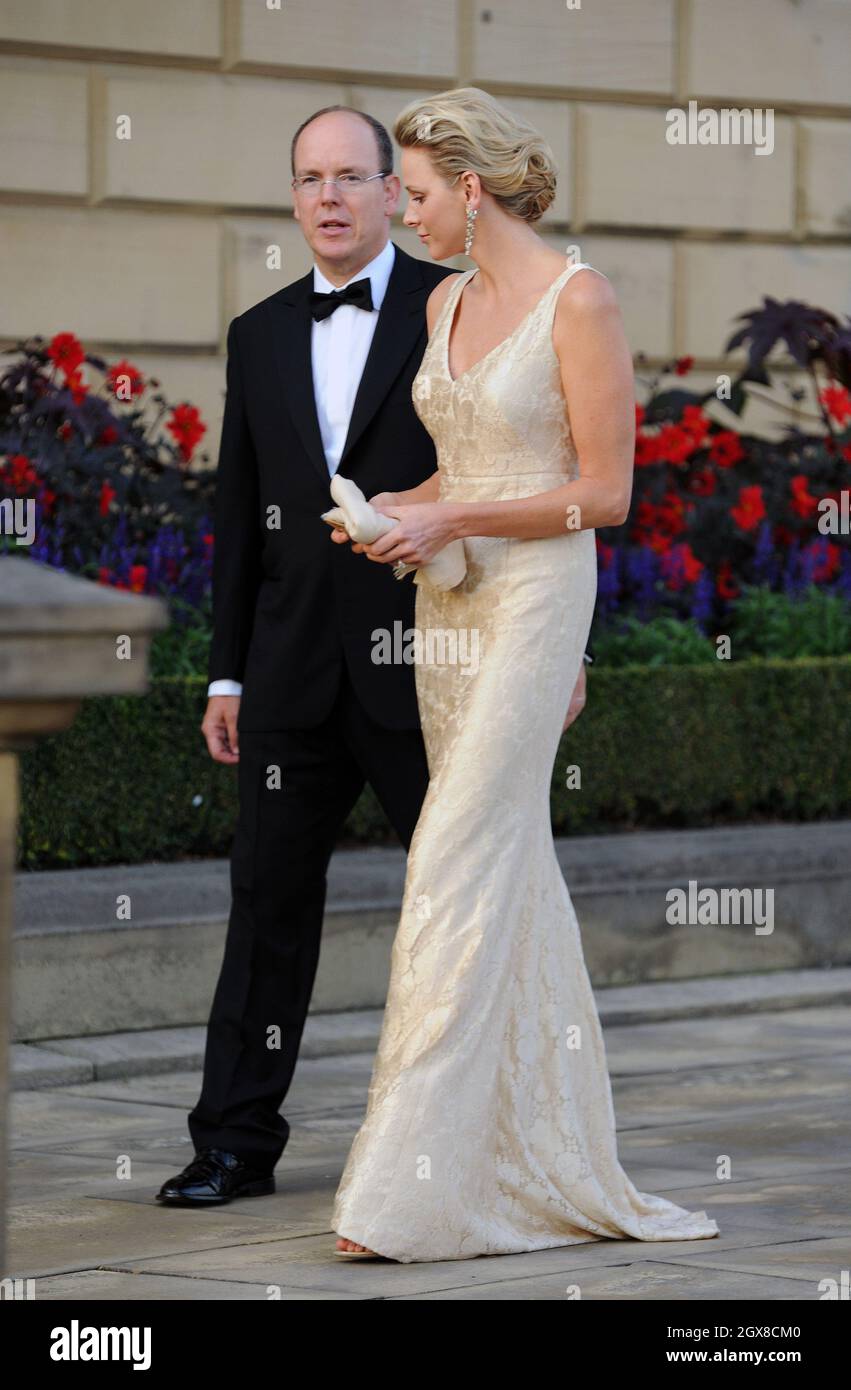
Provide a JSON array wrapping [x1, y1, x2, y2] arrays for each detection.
[[207, 318, 263, 686]]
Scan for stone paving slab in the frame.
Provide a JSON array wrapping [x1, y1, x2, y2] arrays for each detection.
[[686, 1168, 851, 1237], [7, 998, 850, 1299], [397, 1262, 820, 1301], [107, 1222, 820, 1299], [40, 1048, 851, 1140], [612, 1051, 851, 1128], [672, 1234, 851, 1284], [26, 1269, 360, 1301], [583, 1005, 851, 1075]]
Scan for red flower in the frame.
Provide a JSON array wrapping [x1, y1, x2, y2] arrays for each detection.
[[789, 474, 819, 520], [716, 562, 739, 600], [674, 356, 694, 376], [688, 466, 716, 496], [657, 491, 688, 537], [64, 367, 88, 405], [634, 431, 659, 467], [632, 493, 689, 550], [1, 453, 38, 493], [682, 545, 704, 582], [58, 421, 72, 441], [661, 542, 704, 590], [773, 524, 795, 547], [656, 423, 696, 465], [98, 425, 119, 446], [166, 403, 207, 462], [99, 481, 116, 516], [129, 564, 148, 592], [47, 332, 85, 376], [709, 431, 745, 468], [731, 484, 766, 531], [820, 383, 851, 427], [681, 404, 711, 444], [595, 539, 614, 565], [106, 359, 146, 400], [98, 566, 113, 585]]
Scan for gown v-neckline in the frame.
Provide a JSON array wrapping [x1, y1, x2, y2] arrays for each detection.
[[444, 261, 576, 385]]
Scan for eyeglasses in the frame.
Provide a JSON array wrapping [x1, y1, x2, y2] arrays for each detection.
[[291, 172, 391, 197]]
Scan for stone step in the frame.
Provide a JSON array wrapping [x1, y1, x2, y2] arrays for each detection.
[[11, 966, 851, 1091], [12, 821, 851, 1042]]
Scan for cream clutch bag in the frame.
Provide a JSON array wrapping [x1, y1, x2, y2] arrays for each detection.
[[321, 474, 466, 592]]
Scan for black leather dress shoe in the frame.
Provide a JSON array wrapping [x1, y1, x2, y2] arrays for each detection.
[[156, 1147, 275, 1205]]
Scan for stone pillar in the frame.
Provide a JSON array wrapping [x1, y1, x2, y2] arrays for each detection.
[[0, 557, 168, 1276]]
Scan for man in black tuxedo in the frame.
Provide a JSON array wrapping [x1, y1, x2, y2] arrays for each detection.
[[157, 105, 589, 1206]]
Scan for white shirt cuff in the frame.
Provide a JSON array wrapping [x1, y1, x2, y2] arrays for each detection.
[[208, 679, 243, 696]]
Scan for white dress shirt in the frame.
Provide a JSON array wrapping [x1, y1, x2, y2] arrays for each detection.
[[208, 240, 397, 698]]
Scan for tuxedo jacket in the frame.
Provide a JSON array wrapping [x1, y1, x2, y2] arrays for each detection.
[[208, 240, 594, 732], [208, 242, 458, 731]]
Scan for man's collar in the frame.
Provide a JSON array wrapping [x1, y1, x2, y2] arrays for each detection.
[[312, 239, 396, 309]]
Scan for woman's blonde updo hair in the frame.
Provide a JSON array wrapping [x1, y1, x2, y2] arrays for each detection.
[[393, 87, 557, 224]]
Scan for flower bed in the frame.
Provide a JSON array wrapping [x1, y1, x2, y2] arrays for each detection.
[[595, 297, 851, 637], [0, 332, 214, 620], [2, 296, 850, 658]]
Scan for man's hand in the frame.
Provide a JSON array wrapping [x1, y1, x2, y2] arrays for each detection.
[[368, 491, 400, 511], [202, 695, 241, 763], [562, 661, 587, 732]]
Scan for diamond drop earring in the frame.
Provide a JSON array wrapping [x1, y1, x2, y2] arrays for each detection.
[[464, 203, 478, 257]]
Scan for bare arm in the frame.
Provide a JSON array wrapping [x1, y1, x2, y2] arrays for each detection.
[[448, 270, 634, 539], [373, 472, 439, 508], [360, 270, 634, 570]]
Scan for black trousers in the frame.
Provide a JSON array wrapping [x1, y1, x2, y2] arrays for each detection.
[[188, 664, 430, 1171]]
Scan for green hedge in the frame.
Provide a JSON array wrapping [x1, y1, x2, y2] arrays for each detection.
[[17, 658, 851, 869]]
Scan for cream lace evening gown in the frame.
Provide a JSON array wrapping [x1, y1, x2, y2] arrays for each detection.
[[332, 259, 720, 1261]]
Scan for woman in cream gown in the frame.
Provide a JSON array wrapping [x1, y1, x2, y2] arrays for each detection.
[[332, 89, 720, 1263]]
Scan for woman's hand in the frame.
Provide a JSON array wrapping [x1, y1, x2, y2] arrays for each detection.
[[361, 502, 459, 567], [328, 491, 400, 553], [562, 661, 587, 731]]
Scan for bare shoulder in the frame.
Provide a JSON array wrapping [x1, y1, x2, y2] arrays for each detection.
[[553, 267, 621, 347], [557, 266, 618, 317], [425, 272, 462, 335]]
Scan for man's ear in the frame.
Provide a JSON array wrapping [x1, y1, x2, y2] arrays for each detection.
[[383, 174, 402, 218]]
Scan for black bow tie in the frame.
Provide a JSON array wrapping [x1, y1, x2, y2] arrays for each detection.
[[309, 277, 374, 321]]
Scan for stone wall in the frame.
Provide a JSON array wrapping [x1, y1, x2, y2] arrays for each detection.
[[1, 0, 849, 444]]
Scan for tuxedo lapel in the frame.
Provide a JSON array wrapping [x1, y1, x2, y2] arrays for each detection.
[[337, 243, 429, 472], [266, 271, 329, 488], [264, 244, 432, 488]]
